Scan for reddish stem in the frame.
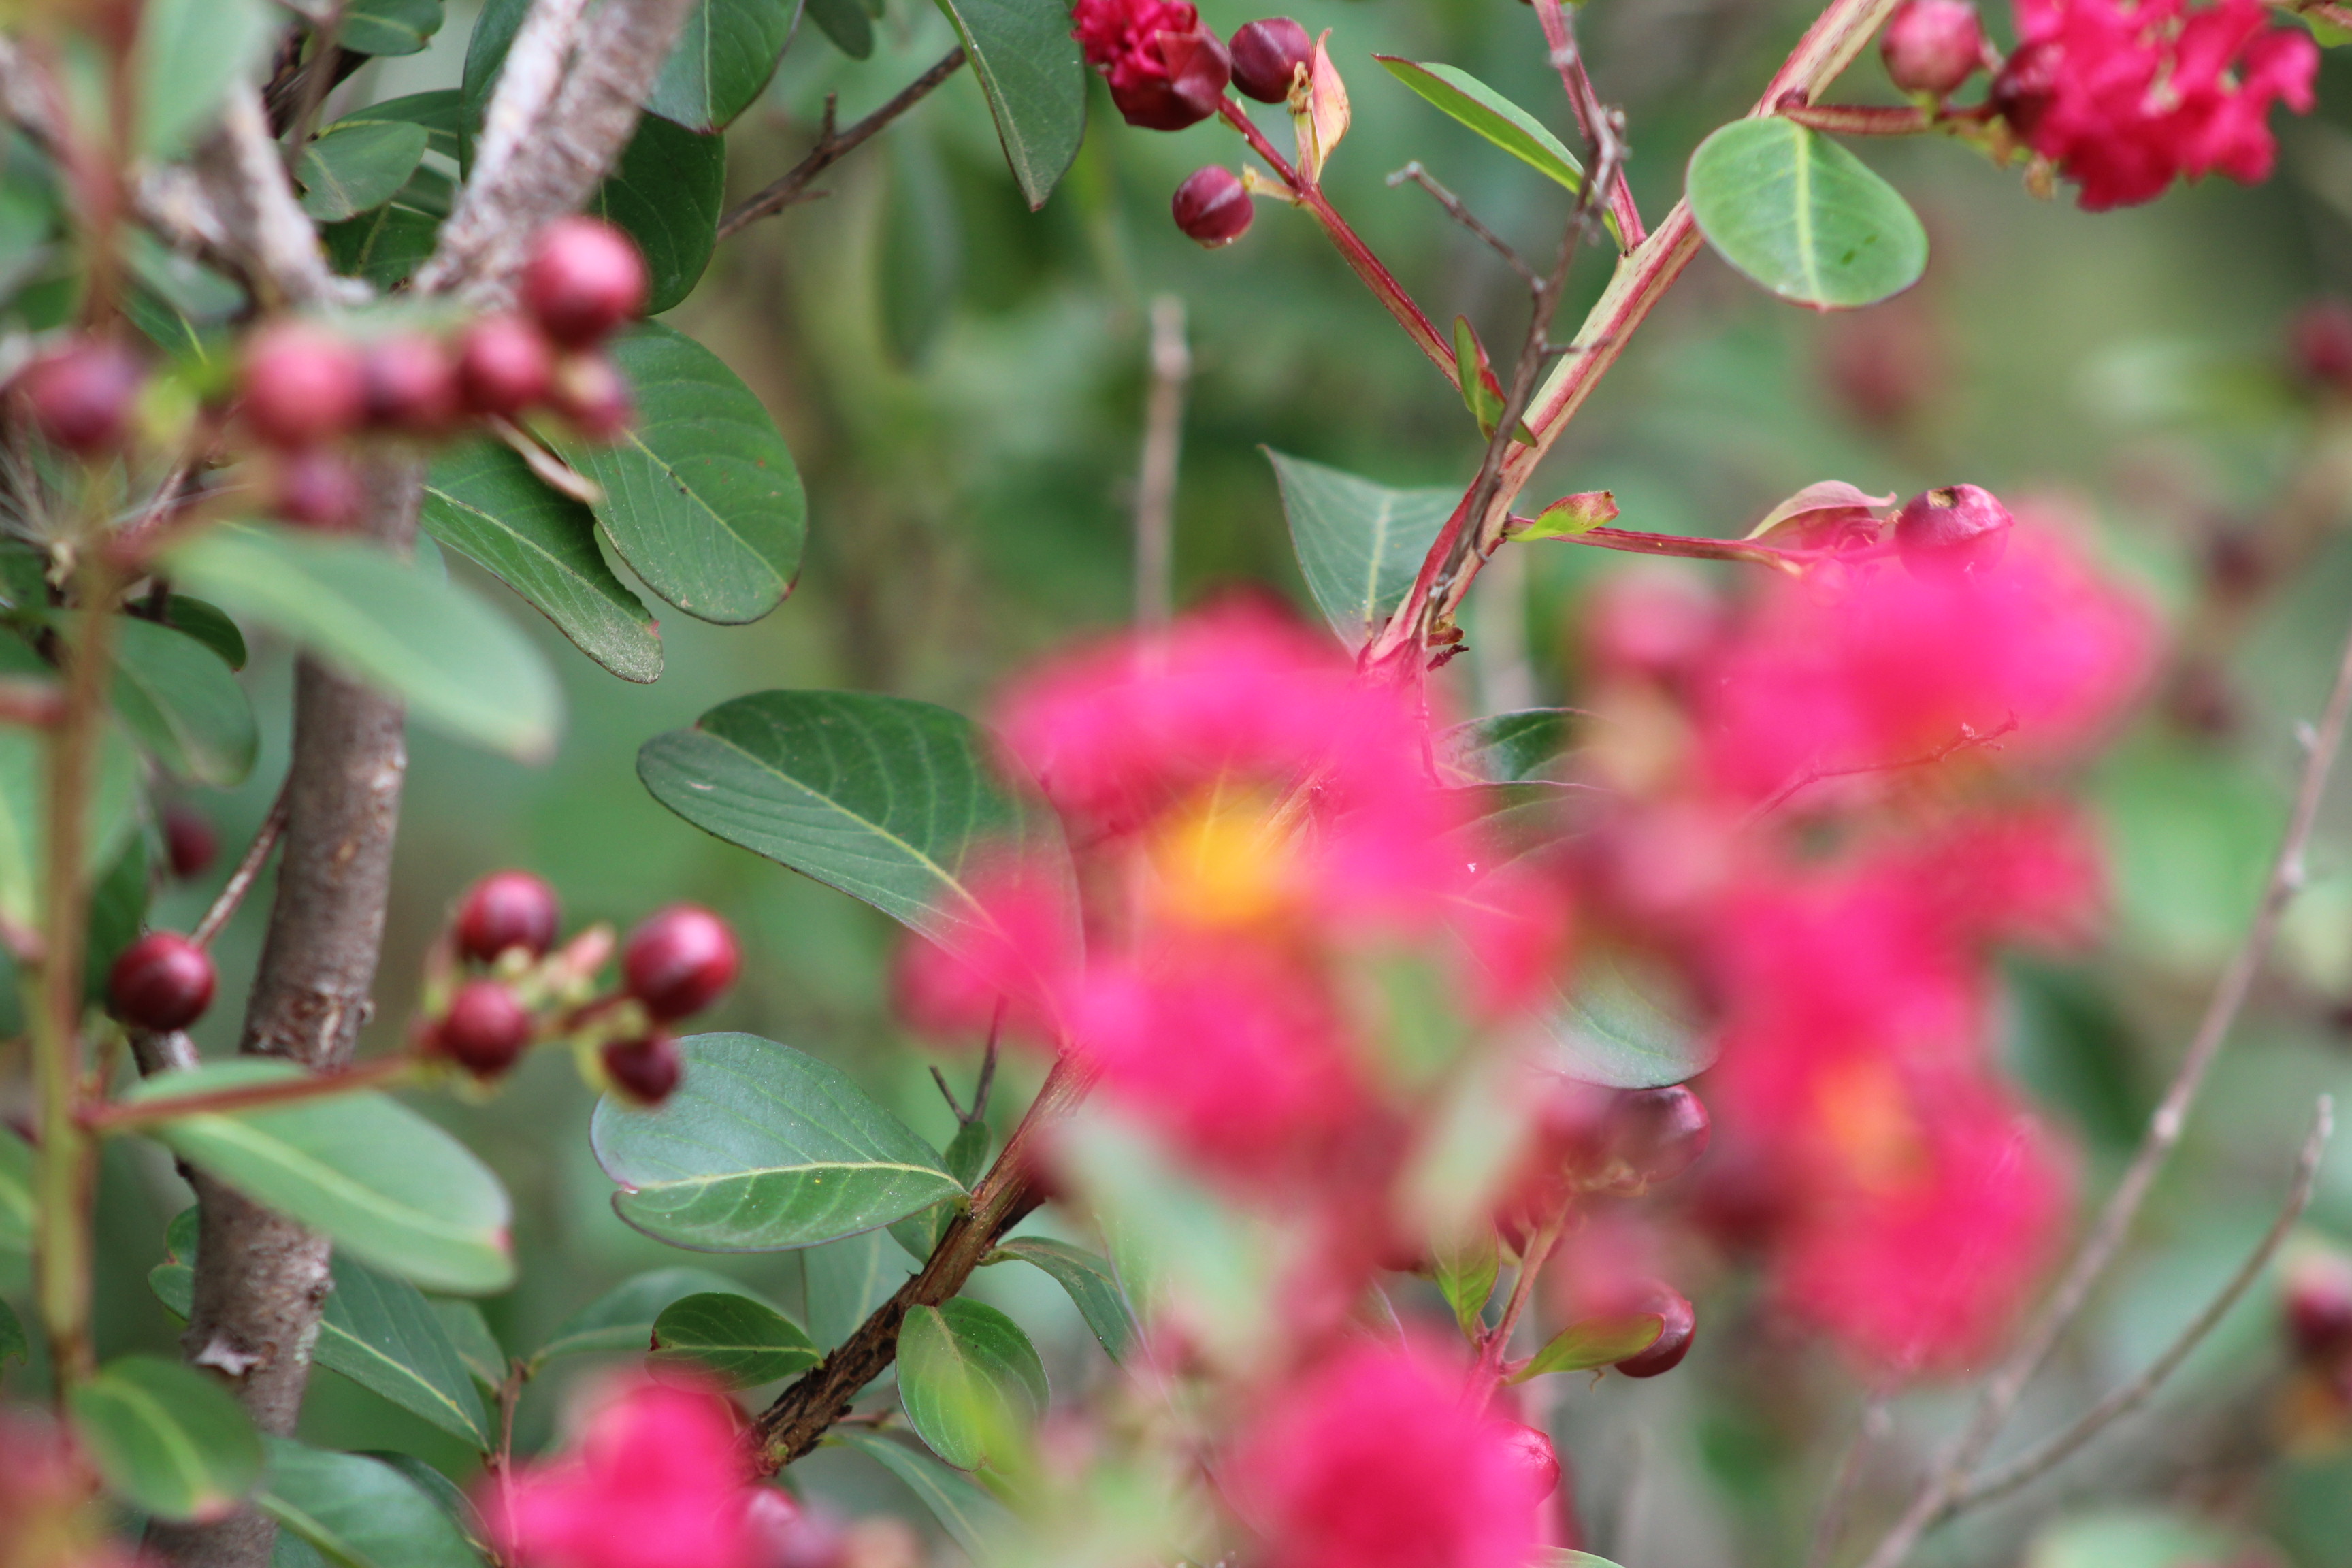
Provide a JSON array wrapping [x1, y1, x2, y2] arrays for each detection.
[[1531, 0, 1647, 247], [1778, 101, 1936, 135], [81, 1056, 417, 1134]]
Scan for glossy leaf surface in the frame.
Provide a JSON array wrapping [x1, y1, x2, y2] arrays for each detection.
[[647, 0, 800, 131], [649, 1290, 821, 1387], [991, 1237, 1137, 1362], [299, 122, 431, 223], [259, 1439, 482, 1568], [1686, 118, 1927, 310], [1438, 709, 1574, 785], [897, 1298, 1047, 1469], [1377, 58, 1586, 194], [109, 615, 259, 787], [1267, 450, 1454, 647], [932, 0, 1087, 210], [71, 1355, 263, 1523]]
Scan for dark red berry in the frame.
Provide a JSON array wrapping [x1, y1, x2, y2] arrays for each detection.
[[547, 353, 632, 442], [455, 870, 561, 964], [435, 979, 534, 1077], [12, 340, 144, 455], [1893, 483, 2012, 578], [1173, 167, 1254, 248], [1599, 1085, 1712, 1192], [456, 314, 557, 418], [623, 904, 740, 1020], [360, 333, 461, 436], [1614, 1285, 1697, 1379], [108, 932, 216, 1032], [1500, 1422, 1561, 1499], [239, 322, 368, 449], [2285, 1253, 2352, 1361], [1989, 39, 2061, 140], [1229, 18, 1313, 102], [602, 1032, 683, 1105], [1879, 0, 1986, 97], [520, 218, 649, 348], [1107, 27, 1230, 131], [2290, 301, 2352, 390], [161, 804, 218, 881], [272, 448, 365, 530]]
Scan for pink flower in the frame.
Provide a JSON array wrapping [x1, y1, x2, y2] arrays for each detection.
[[1992, 0, 2317, 210], [485, 1379, 764, 1568], [1229, 1341, 1547, 1568], [1068, 0, 1232, 131], [892, 856, 1081, 1045]]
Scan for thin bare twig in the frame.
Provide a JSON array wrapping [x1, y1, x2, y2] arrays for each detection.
[[1855, 615, 2352, 1568], [1533, 0, 1646, 249], [717, 46, 968, 240], [1743, 715, 2019, 825], [1134, 295, 1191, 632], [1387, 163, 1541, 290], [1808, 1398, 1893, 1568], [279, 6, 348, 169], [192, 787, 290, 950]]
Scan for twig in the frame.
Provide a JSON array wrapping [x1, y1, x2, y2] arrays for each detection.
[[454, 0, 593, 238], [191, 88, 362, 308], [1742, 716, 2019, 825], [1533, 0, 1646, 248], [1780, 103, 1937, 135], [192, 787, 290, 950], [1387, 163, 1542, 290], [127, 1031, 201, 1077], [1808, 1398, 1892, 1568], [1852, 614, 2352, 1568], [82, 1056, 417, 1134], [279, 6, 348, 168], [1949, 1096, 2336, 1512], [1133, 295, 1191, 633], [718, 47, 968, 239]]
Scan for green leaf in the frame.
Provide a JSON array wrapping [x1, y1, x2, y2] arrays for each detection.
[[889, 1118, 988, 1262], [1, 1112, 35, 1262], [1509, 1312, 1664, 1382], [1546, 951, 1714, 1088], [135, 0, 277, 160], [590, 1032, 965, 1252], [106, 615, 259, 787], [1539, 1554, 1630, 1568], [546, 323, 802, 625], [831, 1429, 1017, 1558], [1375, 58, 1587, 196], [1438, 710, 1574, 785], [70, 1355, 263, 1523], [322, 197, 442, 289], [650, 1291, 822, 1388], [0, 721, 141, 932], [638, 690, 1070, 958], [931, 0, 1088, 210], [370, 1453, 490, 1558], [329, 93, 466, 162], [1266, 450, 1455, 648], [163, 595, 249, 670], [805, 0, 873, 57], [299, 122, 431, 224], [591, 118, 725, 316], [421, 439, 662, 683], [83, 832, 150, 1007], [1433, 1230, 1499, 1338], [125, 1060, 515, 1295], [647, 0, 800, 132], [0, 1295, 24, 1364], [1685, 117, 1927, 311], [427, 1298, 506, 1389], [804, 1230, 911, 1351], [343, 0, 447, 58], [897, 1298, 1047, 1470], [532, 1267, 775, 1369], [990, 1237, 1137, 1362], [167, 524, 562, 762], [259, 1439, 483, 1568]]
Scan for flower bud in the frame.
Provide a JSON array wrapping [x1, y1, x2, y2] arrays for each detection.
[[547, 353, 634, 442], [436, 979, 534, 1077], [1612, 1285, 1697, 1379], [12, 339, 145, 455], [457, 314, 557, 418], [239, 321, 368, 449], [602, 1032, 683, 1105], [1107, 27, 1232, 131], [623, 904, 740, 1020], [1879, 0, 1987, 97], [108, 932, 216, 1032], [360, 333, 461, 436], [1172, 167, 1254, 248], [272, 448, 365, 531], [161, 803, 218, 881], [456, 870, 561, 964], [1893, 483, 2012, 578], [1499, 1422, 1561, 1500], [1599, 1085, 1712, 1192], [1989, 39, 2061, 140], [521, 217, 649, 348], [2285, 1252, 2352, 1362], [1229, 18, 1312, 102]]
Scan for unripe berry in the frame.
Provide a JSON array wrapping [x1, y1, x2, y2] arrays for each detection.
[[360, 333, 461, 436], [1499, 1422, 1561, 1500], [455, 870, 561, 964], [456, 314, 557, 418], [1613, 1285, 1697, 1379], [520, 218, 649, 348], [1893, 483, 2012, 578], [239, 322, 368, 449], [547, 353, 633, 442], [1879, 0, 1987, 97], [108, 932, 216, 1032], [272, 448, 365, 531], [602, 1032, 683, 1105], [1173, 167, 1254, 249], [1229, 18, 1313, 103], [12, 340, 144, 455], [161, 803, 218, 881], [1600, 1085, 1712, 1192], [2284, 1253, 2352, 1362], [623, 904, 740, 1020], [435, 979, 534, 1077]]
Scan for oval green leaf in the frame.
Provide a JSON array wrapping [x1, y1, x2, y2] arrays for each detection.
[[135, 0, 276, 160], [531, 1267, 775, 1369], [933, 0, 1087, 210], [299, 121, 432, 224], [0, 721, 141, 932], [343, 0, 447, 58], [1546, 951, 1716, 1089], [830, 1429, 1017, 1558], [989, 1237, 1137, 1362], [125, 1060, 515, 1295], [70, 1354, 263, 1523], [163, 594, 249, 670], [1509, 1312, 1665, 1382], [259, 1439, 482, 1568], [1685, 117, 1927, 310], [1437, 709, 1575, 786], [108, 614, 259, 787], [804, 0, 872, 58], [591, 117, 725, 314], [0, 1122, 32, 1261], [1375, 58, 1586, 195], [651, 1290, 821, 1388], [898, 1298, 1047, 1471], [1266, 450, 1456, 649], [647, 0, 799, 132], [591, 1032, 965, 1252]]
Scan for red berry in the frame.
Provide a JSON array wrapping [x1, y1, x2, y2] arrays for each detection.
[[435, 979, 534, 1077], [1893, 483, 2012, 578], [520, 218, 649, 348], [2285, 1253, 2352, 1361], [1989, 39, 2061, 140], [272, 448, 365, 531], [1173, 167, 1254, 249], [1107, 27, 1230, 131], [622, 904, 740, 1020], [1500, 1422, 1561, 1500], [161, 804, 218, 881], [602, 1032, 683, 1105], [547, 353, 633, 442], [108, 932, 216, 1032], [360, 333, 461, 436], [238, 322, 368, 449], [2290, 301, 2352, 389], [1229, 18, 1312, 102], [455, 870, 561, 964], [1879, 0, 1987, 97], [1600, 1085, 1712, 1192], [12, 340, 144, 455], [456, 314, 557, 419], [1614, 1285, 1697, 1379]]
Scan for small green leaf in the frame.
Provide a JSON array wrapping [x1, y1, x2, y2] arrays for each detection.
[[427, 1298, 507, 1389], [830, 1429, 1017, 1558], [0, 1295, 25, 1363], [0, 721, 142, 932], [125, 1061, 515, 1295], [299, 122, 431, 224], [1437, 710, 1575, 785], [593, 118, 725, 316], [167, 524, 562, 762], [1265, 450, 1455, 649], [1375, 59, 1588, 196], [329, 93, 466, 162], [532, 1267, 775, 1369], [1507, 491, 1619, 541], [259, 1439, 481, 1568], [163, 595, 249, 671], [1509, 1313, 1664, 1382], [1686, 117, 1927, 310], [1433, 1230, 1499, 1338], [135, 0, 277, 160], [650, 1291, 822, 1388], [805, 0, 873, 57], [990, 1237, 1138, 1362], [71, 1355, 264, 1523], [1, 1112, 36, 1262], [930, 0, 1088, 210], [647, 0, 799, 132], [898, 1298, 1047, 1470], [105, 615, 259, 787], [1547, 951, 1714, 1089], [343, 0, 447, 58], [322, 194, 442, 289], [591, 1033, 966, 1252]]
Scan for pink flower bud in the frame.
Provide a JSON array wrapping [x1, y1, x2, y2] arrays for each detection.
[[1073, 0, 1232, 131], [436, 979, 534, 1078], [548, 353, 633, 442], [1599, 1085, 1712, 1192], [623, 904, 740, 1020], [1172, 166, 1253, 248], [1879, 0, 1987, 97], [240, 322, 367, 449], [602, 1032, 683, 1105], [1230, 18, 1311, 103], [456, 870, 561, 963], [108, 932, 216, 1032], [1893, 483, 2012, 578], [1499, 1422, 1561, 1500], [361, 332, 462, 435], [2285, 1252, 2352, 1362], [521, 217, 649, 348], [12, 339, 144, 455], [457, 314, 557, 419], [272, 448, 366, 531], [1613, 1284, 1697, 1378]]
